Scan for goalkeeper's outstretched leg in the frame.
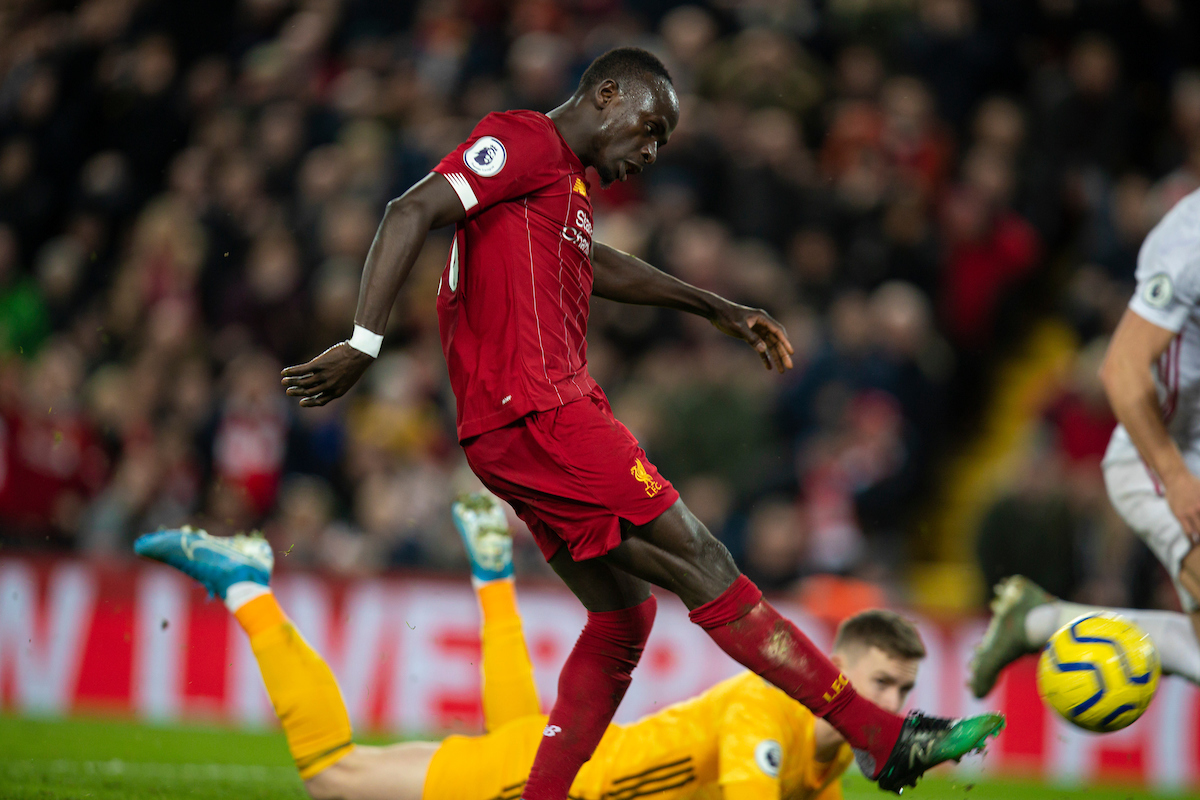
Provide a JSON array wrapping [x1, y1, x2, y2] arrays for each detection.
[[134, 507, 544, 800], [135, 527, 437, 799]]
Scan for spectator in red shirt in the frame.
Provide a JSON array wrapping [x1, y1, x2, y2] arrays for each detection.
[[940, 145, 1041, 350], [0, 339, 106, 542]]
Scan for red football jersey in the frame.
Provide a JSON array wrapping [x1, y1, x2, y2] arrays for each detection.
[[433, 110, 598, 440]]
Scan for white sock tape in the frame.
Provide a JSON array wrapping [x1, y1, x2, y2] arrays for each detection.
[[224, 582, 272, 613], [347, 324, 383, 358]]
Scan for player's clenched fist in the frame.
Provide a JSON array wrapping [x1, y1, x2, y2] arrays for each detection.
[[281, 343, 373, 407], [708, 300, 795, 373]]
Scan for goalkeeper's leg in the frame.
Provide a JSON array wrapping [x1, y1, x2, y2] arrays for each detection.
[[305, 741, 439, 800], [134, 529, 438, 800], [238, 592, 357, 778], [453, 493, 543, 730], [134, 529, 354, 777]]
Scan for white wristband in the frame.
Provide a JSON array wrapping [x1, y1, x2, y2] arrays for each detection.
[[347, 324, 384, 358]]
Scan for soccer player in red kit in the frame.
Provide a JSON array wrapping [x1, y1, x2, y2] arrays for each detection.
[[283, 48, 1003, 797]]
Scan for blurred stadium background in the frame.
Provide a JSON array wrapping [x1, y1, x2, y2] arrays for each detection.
[[2, 0, 1200, 797]]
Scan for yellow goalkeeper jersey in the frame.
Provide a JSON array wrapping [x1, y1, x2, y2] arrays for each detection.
[[422, 671, 853, 800]]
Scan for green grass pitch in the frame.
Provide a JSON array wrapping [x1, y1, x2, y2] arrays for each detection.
[[0, 714, 1181, 800]]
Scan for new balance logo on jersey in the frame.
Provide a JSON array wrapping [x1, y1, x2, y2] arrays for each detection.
[[464, 136, 506, 177], [543, 725, 562, 737], [631, 459, 663, 497], [573, 177, 588, 197]]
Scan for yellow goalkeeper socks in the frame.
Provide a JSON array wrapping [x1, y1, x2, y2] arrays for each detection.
[[478, 579, 541, 731], [233, 593, 355, 779], [233, 591, 287, 636]]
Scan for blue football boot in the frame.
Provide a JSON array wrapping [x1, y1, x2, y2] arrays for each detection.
[[452, 492, 513, 584], [134, 526, 273, 600]]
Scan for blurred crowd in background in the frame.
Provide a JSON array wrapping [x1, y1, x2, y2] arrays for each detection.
[[2, 0, 1199, 611]]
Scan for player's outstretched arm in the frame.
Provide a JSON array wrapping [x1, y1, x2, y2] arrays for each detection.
[[591, 242, 794, 372], [1100, 307, 1200, 535], [282, 175, 465, 406]]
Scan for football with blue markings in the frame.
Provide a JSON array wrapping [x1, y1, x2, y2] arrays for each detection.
[[1036, 612, 1161, 733]]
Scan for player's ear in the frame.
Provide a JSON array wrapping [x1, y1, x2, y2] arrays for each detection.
[[593, 79, 619, 110]]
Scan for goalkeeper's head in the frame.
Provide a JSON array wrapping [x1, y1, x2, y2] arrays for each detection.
[[831, 610, 927, 714]]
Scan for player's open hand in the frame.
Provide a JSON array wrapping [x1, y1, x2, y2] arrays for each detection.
[[281, 342, 373, 407], [709, 301, 794, 373], [1165, 470, 1200, 541]]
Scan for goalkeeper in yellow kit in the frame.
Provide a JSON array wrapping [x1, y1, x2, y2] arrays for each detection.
[[134, 494, 935, 800]]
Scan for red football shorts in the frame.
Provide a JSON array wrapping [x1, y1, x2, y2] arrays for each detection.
[[461, 386, 679, 561]]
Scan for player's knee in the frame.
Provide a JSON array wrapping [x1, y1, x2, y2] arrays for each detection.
[[698, 530, 735, 567], [304, 762, 351, 800], [675, 533, 738, 606], [666, 504, 729, 560], [685, 525, 737, 579]]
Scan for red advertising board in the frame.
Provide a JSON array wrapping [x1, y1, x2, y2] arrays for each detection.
[[2, 557, 1198, 790]]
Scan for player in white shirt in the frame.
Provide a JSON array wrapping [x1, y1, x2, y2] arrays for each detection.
[[969, 187, 1200, 697]]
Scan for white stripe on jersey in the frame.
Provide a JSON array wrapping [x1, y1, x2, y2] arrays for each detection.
[[442, 172, 479, 212], [524, 197, 563, 405], [555, 176, 584, 398]]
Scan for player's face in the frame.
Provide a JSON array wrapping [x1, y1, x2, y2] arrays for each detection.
[[592, 78, 678, 187], [840, 646, 920, 714]]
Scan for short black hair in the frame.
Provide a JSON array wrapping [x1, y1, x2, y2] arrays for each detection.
[[576, 47, 672, 96], [833, 610, 926, 661]]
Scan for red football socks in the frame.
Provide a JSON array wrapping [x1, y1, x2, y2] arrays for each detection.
[[521, 594, 657, 800], [689, 575, 903, 776]]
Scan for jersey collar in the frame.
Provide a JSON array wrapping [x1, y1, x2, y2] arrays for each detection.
[[540, 112, 587, 175]]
